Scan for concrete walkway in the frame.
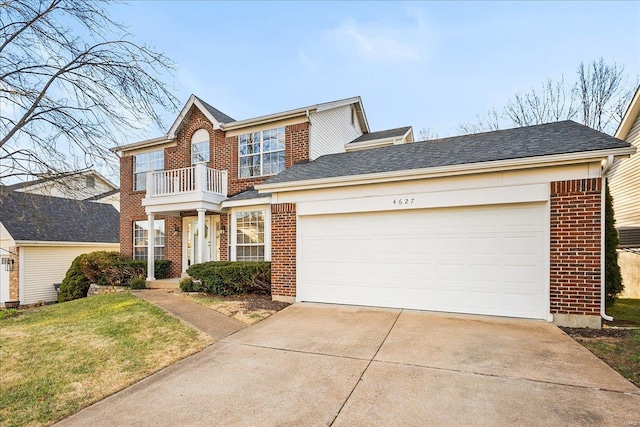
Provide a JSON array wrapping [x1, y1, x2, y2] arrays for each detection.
[[57, 304, 640, 426], [135, 289, 244, 340]]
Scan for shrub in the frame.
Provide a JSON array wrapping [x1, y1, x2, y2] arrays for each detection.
[[129, 277, 147, 290], [79, 251, 131, 286], [154, 260, 172, 279], [186, 261, 271, 296], [179, 277, 201, 292], [605, 184, 623, 305], [59, 254, 91, 302]]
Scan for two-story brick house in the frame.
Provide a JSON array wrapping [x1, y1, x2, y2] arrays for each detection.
[[117, 95, 635, 328]]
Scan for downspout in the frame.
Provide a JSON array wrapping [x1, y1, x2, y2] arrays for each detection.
[[600, 155, 614, 322]]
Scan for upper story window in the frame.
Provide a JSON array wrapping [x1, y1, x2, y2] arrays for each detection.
[[238, 127, 285, 178], [133, 150, 164, 191], [86, 176, 95, 188], [191, 129, 210, 164]]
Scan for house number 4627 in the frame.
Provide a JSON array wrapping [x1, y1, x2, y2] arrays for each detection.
[[393, 198, 414, 205]]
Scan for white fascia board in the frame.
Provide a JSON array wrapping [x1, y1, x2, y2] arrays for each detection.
[[222, 108, 314, 131], [110, 136, 175, 154], [315, 96, 362, 112], [256, 147, 637, 193], [616, 85, 640, 140], [14, 241, 120, 247], [167, 95, 222, 138], [221, 196, 272, 209]]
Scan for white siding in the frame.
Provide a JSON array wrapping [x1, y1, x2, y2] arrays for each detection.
[[610, 115, 640, 228], [15, 173, 115, 200], [309, 105, 362, 160], [22, 245, 119, 304]]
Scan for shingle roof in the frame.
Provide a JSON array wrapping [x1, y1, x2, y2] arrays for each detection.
[[226, 189, 271, 201], [0, 191, 119, 243], [263, 121, 632, 185], [84, 188, 120, 201], [349, 126, 412, 144], [195, 96, 235, 124]]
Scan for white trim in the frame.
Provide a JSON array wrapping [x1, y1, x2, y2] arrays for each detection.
[[221, 196, 272, 209], [256, 147, 635, 193], [13, 241, 119, 247], [18, 247, 24, 303], [229, 205, 271, 262], [111, 136, 175, 154], [615, 85, 640, 140], [296, 183, 549, 216]]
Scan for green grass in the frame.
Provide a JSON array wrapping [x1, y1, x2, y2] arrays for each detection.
[[608, 298, 640, 325], [0, 293, 212, 427], [0, 308, 18, 320]]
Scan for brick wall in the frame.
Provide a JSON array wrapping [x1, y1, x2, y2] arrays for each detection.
[[550, 178, 602, 316], [9, 246, 19, 300], [271, 203, 297, 299]]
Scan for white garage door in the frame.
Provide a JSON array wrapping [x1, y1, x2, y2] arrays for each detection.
[[298, 203, 548, 319]]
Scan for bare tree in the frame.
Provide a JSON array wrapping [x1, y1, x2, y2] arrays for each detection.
[[459, 58, 635, 135], [0, 0, 178, 184], [417, 127, 439, 140]]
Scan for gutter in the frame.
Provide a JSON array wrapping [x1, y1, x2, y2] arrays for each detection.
[[256, 146, 637, 193], [601, 155, 615, 322], [14, 241, 120, 247]]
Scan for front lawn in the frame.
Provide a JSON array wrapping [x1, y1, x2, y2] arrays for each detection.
[[0, 293, 213, 427], [562, 298, 640, 388]]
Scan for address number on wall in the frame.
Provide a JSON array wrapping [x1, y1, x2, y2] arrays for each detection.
[[392, 198, 415, 206]]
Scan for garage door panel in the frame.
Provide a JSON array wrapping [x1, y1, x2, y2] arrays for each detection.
[[298, 203, 548, 319]]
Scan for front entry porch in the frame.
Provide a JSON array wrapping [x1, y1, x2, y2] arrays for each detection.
[[182, 215, 221, 272]]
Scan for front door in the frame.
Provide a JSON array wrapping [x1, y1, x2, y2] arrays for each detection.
[[183, 216, 218, 272]]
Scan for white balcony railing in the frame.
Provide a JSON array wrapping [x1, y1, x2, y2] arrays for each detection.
[[146, 164, 227, 198]]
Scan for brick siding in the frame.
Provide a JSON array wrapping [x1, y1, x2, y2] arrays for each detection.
[[9, 246, 19, 300], [550, 178, 602, 316], [271, 203, 297, 298], [118, 105, 310, 277]]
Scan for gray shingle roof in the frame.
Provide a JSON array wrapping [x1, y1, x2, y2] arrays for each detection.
[[84, 188, 120, 201], [195, 96, 235, 124], [226, 189, 271, 201], [263, 121, 632, 185], [349, 126, 412, 144], [0, 191, 119, 243]]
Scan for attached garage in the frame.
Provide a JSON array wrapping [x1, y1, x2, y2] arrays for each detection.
[[260, 120, 637, 328], [298, 203, 548, 319]]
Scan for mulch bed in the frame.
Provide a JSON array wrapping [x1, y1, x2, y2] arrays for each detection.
[[561, 327, 635, 339], [209, 293, 291, 312]]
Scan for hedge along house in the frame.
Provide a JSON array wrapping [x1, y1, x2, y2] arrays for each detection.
[[0, 191, 120, 306], [116, 95, 635, 328]]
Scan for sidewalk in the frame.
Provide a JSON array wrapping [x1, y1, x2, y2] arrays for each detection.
[[135, 289, 245, 339]]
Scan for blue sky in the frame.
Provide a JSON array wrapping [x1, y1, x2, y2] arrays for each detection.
[[111, 1, 639, 139]]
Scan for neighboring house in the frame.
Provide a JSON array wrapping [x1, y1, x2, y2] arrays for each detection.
[[116, 94, 635, 328], [0, 191, 120, 306], [610, 85, 640, 298], [6, 170, 120, 211]]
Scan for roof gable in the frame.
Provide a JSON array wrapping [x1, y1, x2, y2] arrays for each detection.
[[167, 94, 236, 138], [616, 85, 640, 141], [0, 191, 119, 243]]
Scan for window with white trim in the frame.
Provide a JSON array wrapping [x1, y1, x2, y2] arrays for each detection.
[[133, 150, 164, 191], [191, 129, 210, 164], [133, 219, 165, 260], [238, 127, 285, 178], [235, 210, 265, 261]]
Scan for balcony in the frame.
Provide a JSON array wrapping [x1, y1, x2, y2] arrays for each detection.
[[141, 164, 228, 215]]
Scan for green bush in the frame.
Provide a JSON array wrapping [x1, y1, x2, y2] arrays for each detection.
[[179, 277, 202, 292], [186, 261, 271, 296], [129, 277, 147, 290], [605, 184, 623, 305], [59, 254, 91, 302], [79, 251, 131, 286], [154, 260, 172, 279]]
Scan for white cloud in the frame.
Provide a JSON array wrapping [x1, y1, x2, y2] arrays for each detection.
[[323, 14, 432, 63]]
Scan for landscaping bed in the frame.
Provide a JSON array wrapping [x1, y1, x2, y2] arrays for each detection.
[[180, 292, 290, 325], [0, 293, 212, 427], [561, 298, 640, 388]]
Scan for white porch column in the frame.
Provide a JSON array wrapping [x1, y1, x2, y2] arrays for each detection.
[[195, 163, 206, 192], [197, 208, 206, 264], [146, 213, 156, 281]]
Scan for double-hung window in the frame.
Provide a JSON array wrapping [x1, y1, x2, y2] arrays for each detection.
[[235, 210, 265, 261], [133, 150, 164, 191], [133, 219, 165, 260], [238, 127, 285, 178]]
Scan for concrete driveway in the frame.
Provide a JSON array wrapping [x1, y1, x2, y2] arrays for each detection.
[[58, 304, 639, 426]]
